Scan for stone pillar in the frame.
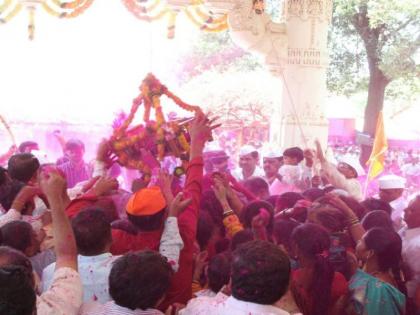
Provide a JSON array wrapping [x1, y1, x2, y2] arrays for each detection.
[[203, 0, 333, 148], [270, 0, 332, 149]]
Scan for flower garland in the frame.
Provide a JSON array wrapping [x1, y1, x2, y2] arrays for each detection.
[[183, 6, 228, 32], [110, 74, 202, 182], [0, 114, 16, 146]]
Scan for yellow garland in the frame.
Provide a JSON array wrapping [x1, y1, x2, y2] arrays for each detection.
[[27, 5, 35, 40], [0, 114, 16, 145], [167, 10, 176, 39], [41, 1, 65, 17], [183, 8, 228, 32], [0, 2, 22, 23], [192, 6, 227, 24], [63, 0, 94, 18], [0, 0, 13, 13]]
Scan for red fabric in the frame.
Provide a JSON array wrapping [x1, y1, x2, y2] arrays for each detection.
[[291, 269, 348, 314], [109, 157, 204, 308], [65, 194, 98, 219]]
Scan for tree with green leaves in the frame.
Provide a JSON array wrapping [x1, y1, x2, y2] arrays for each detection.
[[328, 0, 420, 162]]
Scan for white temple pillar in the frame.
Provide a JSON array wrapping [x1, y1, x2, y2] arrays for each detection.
[[203, 0, 333, 148], [270, 0, 333, 149]]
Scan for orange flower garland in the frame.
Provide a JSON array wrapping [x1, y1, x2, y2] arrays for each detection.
[[109, 74, 202, 182]]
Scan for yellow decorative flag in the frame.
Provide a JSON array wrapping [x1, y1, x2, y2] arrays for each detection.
[[366, 111, 388, 180]]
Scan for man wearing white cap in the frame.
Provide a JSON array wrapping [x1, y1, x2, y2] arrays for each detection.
[[315, 140, 364, 201], [232, 145, 264, 181], [378, 174, 407, 229], [262, 149, 283, 185]]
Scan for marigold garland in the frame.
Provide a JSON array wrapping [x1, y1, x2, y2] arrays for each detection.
[[109, 74, 202, 182]]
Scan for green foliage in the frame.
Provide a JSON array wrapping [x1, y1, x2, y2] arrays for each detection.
[[327, 0, 420, 99]]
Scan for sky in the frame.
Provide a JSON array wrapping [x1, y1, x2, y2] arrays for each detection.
[[0, 0, 200, 123]]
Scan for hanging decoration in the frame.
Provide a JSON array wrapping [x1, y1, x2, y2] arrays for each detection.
[[0, 0, 95, 40], [109, 73, 202, 182], [121, 0, 227, 38]]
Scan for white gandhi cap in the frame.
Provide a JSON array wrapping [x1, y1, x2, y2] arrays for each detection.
[[239, 145, 258, 157], [378, 175, 406, 189]]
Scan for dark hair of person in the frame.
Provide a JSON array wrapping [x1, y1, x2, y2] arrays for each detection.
[[283, 147, 304, 163], [196, 211, 216, 250], [208, 252, 231, 293], [0, 167, 8, 186], [71, 208, 112, 256], [0, 221, 33, 253], [127, 210, 166, 231], [109, 251, 173, 310], [231, 229, 254, 251], [277, 192, 305, 211], [243, 177, 269, 195], [0, 246, 34, 287], [310, 203, 347, 233], [361, 210, 393, 230], [361, 198, 393, 216], [65, 139, 85, 151], [231, 240, 290, 304], [18, 141, 38, 154], [214, 238, 230, 254], [323, 186, 336, 194], [338, 196, 367, 220], [272, 218, 301, 253], [302, 188, 325, 202], [0, 265, 36, 315], [0, 180, 25, 211], [364, 228, 407, 296], [265, 195, 280, 209], [93, 198, 118, 223], [291, 223, 334, 315], [240, 200, 274, 232], [200, 190, 224, 226], [7, 154, 40, 183]]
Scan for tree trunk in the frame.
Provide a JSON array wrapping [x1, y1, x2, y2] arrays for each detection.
[[360, 62, 390, 165]]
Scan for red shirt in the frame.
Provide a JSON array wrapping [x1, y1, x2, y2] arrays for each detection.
[[110, 157, 204, 308]]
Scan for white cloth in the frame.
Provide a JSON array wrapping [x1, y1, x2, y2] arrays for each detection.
[[232, 166, 265, 181], [42, 217, 183, 303], [180, 294, 290, 315], [390, 197, 408, 230], [42, 253, 119, 303], [400, 226, 420, 298], [79, 301, 164, 315], [0, 208, 21, 227], [321, 161, 363, 201], [159, 217, 184, 272], [37, 267, 83, 315]]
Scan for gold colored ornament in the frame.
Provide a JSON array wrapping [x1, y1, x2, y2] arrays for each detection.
[[109, 74, 202, 182]]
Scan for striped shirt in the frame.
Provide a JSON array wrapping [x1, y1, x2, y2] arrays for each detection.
[[57, 161, 91, 188], [79, 301, 164, 315]]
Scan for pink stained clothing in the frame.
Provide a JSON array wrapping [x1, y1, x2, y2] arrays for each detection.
[[180, 293, 290, 315], [37, 267, 83, 315], [80, 301, 164, 315], [110, 157, 204, 309], [321, 161, 363, 201]]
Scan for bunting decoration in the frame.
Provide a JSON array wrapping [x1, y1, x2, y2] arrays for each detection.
[[0, 0, 95, 40]]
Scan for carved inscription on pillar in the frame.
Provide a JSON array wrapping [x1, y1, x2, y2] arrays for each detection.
[[288, 48, 321, 66], [286, 0, 331, 22]]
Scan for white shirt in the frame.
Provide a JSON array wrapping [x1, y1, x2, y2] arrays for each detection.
[[180, 294, 290, 315], [232, 166, 265, 181], [400, 226, 420, 298], [321, 161, 363, 201], [37, 267, 83, 315], [79, 301, 164, 315], [42, 217, 183, 304], [42, 253, 119, 303], [390, 197, 408, 230]]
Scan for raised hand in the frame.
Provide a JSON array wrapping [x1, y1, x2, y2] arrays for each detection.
[[168, 192, 192, 218]]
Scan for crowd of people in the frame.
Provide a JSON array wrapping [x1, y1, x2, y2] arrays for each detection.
[[0, 112, 419, 315]]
